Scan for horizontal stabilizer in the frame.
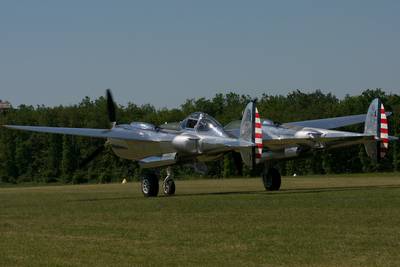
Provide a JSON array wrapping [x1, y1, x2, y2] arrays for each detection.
[[263, 135, 375, 149]]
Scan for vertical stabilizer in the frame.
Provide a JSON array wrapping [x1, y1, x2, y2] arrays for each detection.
[[364, 98, 389, 161], [239, 101, 262, 169], [254, 107, 263, 163]]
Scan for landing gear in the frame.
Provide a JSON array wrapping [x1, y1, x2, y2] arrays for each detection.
[[140, 168, 176, 197], [262, 167, 281, 191], [163, 167, 176, 196], [141, 173, 159, 197]]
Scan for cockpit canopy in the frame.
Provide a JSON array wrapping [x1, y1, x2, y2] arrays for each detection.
[[180, 112, 227, 137]]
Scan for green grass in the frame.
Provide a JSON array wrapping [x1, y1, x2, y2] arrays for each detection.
[[1, 174, 400, 266]]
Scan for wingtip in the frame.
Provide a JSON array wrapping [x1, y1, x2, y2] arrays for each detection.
[[2, 125, 29, 130], [2, 125, 18, 131]]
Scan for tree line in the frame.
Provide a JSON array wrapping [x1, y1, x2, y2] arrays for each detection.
[[0, 89, 399, 184]]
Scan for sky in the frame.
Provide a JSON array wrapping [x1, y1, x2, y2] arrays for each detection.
[[1, 0, 399, 108]]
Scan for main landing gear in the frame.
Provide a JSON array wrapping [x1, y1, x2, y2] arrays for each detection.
[[141, 172, 159, 197], [140, 167, 176, 197], [262, 167, 281, 191]]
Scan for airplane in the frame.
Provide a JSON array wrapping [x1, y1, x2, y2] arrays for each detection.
[[3, 90, 398, 197]]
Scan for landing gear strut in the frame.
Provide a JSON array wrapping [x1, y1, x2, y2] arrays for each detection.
[[262, 167, 281, 191], [163, 167, 176, 196], [141, 172, 159, 197]]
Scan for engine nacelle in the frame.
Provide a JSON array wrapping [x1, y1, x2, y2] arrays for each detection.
[[294, 129, 322, 139], [130, 122, 156, 130], [172, 134, 199, 154]]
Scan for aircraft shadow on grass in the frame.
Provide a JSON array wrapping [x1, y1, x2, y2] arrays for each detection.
[[172, 184, 400, 197], [71, 184, 400, 202]]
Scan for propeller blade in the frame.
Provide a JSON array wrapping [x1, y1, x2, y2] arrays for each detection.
[[232, 152, 243, 176], [106, 89, 116, 124], [78, 145, 106, 169]]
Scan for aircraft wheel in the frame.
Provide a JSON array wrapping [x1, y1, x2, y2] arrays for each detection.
[[163, 178, 176, 196], [262, 168, 281, 191], [141, 173, 159, 197]]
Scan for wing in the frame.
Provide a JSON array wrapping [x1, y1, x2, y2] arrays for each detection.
[[284, 112, 392, 130], [3, 125, 175, 142], [224, 120, 241, 138], [5, 125, 114, 138]]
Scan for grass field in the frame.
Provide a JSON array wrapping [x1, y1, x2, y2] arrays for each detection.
[[1, 174, 400, 266]]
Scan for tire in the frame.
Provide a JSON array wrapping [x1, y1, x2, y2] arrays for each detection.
[[262, 168, 281, 191], [163, 179, 176, 196], [141, 173, 159, 197]]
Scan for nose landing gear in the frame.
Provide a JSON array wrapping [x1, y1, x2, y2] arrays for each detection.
[[163, 167, 176, 196], [140, 167, 176, 197]]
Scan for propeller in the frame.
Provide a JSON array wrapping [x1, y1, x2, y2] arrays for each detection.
[[106, 89, 117, 126], [77, 89, 116, 169], [78, 145, 106, 169]]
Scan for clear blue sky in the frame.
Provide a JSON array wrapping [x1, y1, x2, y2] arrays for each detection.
[[1, 0, 399, 108]]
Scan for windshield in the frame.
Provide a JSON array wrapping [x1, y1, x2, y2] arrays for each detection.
[[195, 114, 226, 137], [181, 112, 226, 137]]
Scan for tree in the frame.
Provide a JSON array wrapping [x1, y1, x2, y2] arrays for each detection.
[[61, 135, 77, 183], [223, 154, 234, 178], [0, 89, 398, 184], [1, 132, 18, 183]]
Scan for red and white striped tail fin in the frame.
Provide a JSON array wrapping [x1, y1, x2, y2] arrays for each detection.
[[364, 98, 390, 161], [239, 101, 263, 169], [254, 107, 263, 164], [379, 103, 389, 158]]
